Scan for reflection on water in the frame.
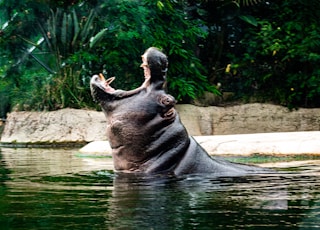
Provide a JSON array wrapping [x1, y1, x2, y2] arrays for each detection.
[[0, 148, 320, 229]]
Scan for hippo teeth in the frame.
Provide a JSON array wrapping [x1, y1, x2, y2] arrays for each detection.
[[98, 73, 115, 86], [96, 74, 116, 93], [99, 73, 106, 81], [103, 77, 116, 93], [105, 76, 115, 85]]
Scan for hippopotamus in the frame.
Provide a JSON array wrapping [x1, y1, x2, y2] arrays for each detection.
[[90, 47, 271, 176]]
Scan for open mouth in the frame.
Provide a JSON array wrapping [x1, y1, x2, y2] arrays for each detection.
[[91, 73, 116, 93], [99, 73, 115, 85]]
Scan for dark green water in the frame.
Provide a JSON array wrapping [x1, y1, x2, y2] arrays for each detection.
[[0, 148, 320, 230]]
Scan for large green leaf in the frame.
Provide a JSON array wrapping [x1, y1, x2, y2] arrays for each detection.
[[89, 28, 108, 48], [238, 14, 258, 26]]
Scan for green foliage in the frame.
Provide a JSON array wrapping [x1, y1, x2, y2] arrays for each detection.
[[0, 0, 218, 114], [187, 0, 260, 90], [37, 8, 103, 109], [226, 1, 320, 108], [0, 78, 11, 118], [3, 0, 319, 114], [78, 0, 215, 102], [0, 6, 104, 110]]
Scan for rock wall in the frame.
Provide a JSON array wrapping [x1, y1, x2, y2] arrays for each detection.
[[0, 108, 107, 144], [176, 103, 320, 135], [1, 103, 320, 144]]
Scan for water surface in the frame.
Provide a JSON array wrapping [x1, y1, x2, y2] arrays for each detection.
[[0, 148, 320, 229]]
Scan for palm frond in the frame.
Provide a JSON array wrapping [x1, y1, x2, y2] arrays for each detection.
[[89, 28, 108, 48], [238, 0, 263, 6], [80, 9, 96, 43], [61, 12, 67, 45], [72, 9, 80, 46]]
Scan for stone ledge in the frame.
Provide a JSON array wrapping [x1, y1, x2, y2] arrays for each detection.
[[0, 141, 87, 148], [79, 131, 320, 156]]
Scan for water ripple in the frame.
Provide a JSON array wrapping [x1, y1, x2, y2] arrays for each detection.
[[1, 148, 320, 229]]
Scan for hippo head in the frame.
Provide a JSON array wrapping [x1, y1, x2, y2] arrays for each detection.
[[90, 47, 168, 104], [90, 74, 116, 103]]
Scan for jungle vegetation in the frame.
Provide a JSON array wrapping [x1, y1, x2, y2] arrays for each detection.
[[1, 0, 320, 118]]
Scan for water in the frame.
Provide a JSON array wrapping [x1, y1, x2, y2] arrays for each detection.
[[0, 148, 320, 230]]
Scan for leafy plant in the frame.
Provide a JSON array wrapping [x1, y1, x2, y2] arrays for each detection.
[[226, 0, 320, 108], [0, 4, 107, 110], [0, 0, 220, 113], [83, 0, 218, 102], [36, 8, 104, 109], [5, 0, 319, 113]]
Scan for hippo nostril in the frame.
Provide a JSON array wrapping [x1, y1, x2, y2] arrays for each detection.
[[163, 107, 175, 118]]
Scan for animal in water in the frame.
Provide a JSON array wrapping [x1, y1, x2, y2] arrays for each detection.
[[90, 47, 271, 176]]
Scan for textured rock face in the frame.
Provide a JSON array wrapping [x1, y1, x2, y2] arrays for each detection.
[[1, 103, 320, 144], [177, 103, 320, 135], [0, 108, 107, 143]]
